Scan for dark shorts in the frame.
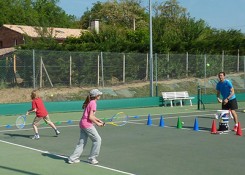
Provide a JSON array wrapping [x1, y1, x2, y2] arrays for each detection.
[[222, 98, 238, 110]]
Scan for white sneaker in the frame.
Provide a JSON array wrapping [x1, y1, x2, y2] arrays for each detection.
[[32, 134, 40, 140], [88, 158, 99, 165], [68, 159, 80, 164], [55, 130, 60, 135]]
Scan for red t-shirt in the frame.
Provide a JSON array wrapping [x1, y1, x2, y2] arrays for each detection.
[[32, 97, 48, 117]]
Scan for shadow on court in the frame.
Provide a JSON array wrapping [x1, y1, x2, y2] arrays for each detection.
[[182, 125, 211, 131], [3, 133, 58, 139], [4, 133, 32, 138], [42, 152, 67, 161], [42, 152, 93, 165], [0, 165, 41, 175]]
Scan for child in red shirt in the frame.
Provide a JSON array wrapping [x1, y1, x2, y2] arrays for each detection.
[[26, 90, 60, 140]]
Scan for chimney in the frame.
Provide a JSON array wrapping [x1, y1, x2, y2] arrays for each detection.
[[91, 19, 100, 34]]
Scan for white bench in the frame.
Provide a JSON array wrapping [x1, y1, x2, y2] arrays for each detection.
[[161, 91, 195, 107]]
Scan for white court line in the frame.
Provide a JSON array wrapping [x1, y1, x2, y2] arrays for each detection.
[[0, 139, 135, 175], [0, 124, 78, 133], [1, 112, 244, 133], [0, 110, 211, 129], [0, 112, 237, 133]]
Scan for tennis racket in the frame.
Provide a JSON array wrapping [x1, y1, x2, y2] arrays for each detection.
[[16, 115, 27, 129], [103, 112, 129, 126]]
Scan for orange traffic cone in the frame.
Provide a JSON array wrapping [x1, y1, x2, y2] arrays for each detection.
[[211, 120, 217, 134], [236, 122, 242, 136]]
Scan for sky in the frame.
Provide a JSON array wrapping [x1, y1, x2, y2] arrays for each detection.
[[58, 0, 245, 33]]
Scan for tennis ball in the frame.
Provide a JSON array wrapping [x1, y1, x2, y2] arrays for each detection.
[[50, 94, 53, 97], [206, 63, 210, 67], [182, 122, 184, 125]]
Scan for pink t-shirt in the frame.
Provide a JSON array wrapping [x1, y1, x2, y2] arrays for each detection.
[[80, 100, 96, 128]]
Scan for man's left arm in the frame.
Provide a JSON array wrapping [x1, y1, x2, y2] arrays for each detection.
[[227, 87, 235, 101]]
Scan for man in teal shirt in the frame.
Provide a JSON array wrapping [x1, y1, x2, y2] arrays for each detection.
[[216, 72, 239, 132]]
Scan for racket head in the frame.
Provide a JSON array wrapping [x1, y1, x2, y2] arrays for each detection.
[[108, 112, 128, 126], [16, 115, 26, 129]]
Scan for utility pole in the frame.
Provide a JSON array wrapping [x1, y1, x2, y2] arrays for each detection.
[[149, 0, 153, 97]]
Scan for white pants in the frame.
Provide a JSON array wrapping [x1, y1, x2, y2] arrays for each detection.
[[69, 126, 102, 161]]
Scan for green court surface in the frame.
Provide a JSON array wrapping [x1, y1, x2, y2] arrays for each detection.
[[1, 105, 245, 175]]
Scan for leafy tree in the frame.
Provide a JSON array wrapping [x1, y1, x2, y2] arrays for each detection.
[[32, 0, 77, 27], [0, 0, 77, 28], [152, 0, 209, 53], [79, 2, 104, 29], [80, 0, 148, 30], [1, 0, 245, 55], [192, 29, 245, 54]]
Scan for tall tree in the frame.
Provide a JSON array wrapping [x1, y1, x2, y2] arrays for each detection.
[[0, 0, 77, 28], [80, 0, 148, 30], [153, 0, 188, 52], [32, 0, 77, 27]]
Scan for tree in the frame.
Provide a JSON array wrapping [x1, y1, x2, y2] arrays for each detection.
[[192, 29, 245, 54], [80, 0, 148, 30], [32, 0, 77, 27], [79, 2, 104, 29], [152, 0, 209, 53], [2, 0, 244, 55], [0, 0, 77, 28]]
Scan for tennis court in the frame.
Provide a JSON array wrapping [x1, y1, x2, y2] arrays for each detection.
[[1, 105, 245, 175]]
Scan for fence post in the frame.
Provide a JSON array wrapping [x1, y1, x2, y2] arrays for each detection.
[[244, 56, 245, 88], [97, 54, 100, 86], [204, 54, 207, 94], [40, 56, 42, 88], [155, 53, 158, 96], [100, 52, 104, 87], [222, 50, 224, 72], [237, 49, 240, 72], [186, 52, 188, 77], [32, 49, 36, 89], [167, 52, 169, 79], [123, 54, 125, 83], [69, 54, 72, 87], [145, 53, 148, 81]]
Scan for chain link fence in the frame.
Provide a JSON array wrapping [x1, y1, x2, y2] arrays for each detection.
[[0, 50, 244, 89]]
